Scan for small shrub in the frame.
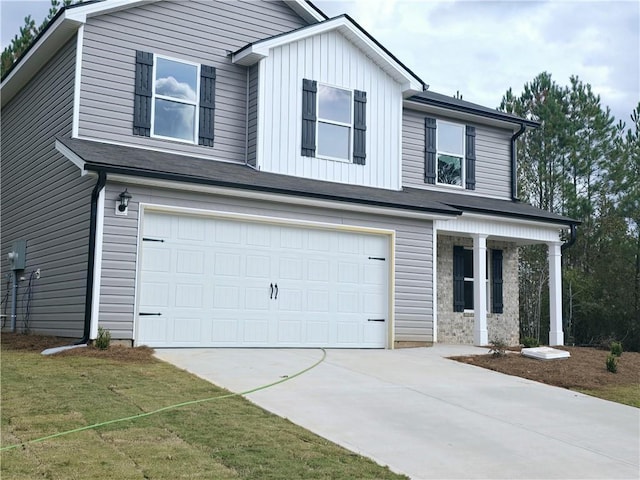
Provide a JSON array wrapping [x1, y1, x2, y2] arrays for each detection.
[[489, 338, 508, 358], [95, 326, 111, 350], [522, 336, 540, 348], [610, 341, 623, 357], [606, 354, 618, 373]]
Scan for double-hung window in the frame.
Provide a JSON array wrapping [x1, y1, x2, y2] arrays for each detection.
[[301, 79, 367, 164], [133, 51, 216, 146], [152, 56, 199, 143], [437, 120, 465, 187], [317, 84, 352, 161], [424, 117, 475, 189], [453, 247, 503, 314]]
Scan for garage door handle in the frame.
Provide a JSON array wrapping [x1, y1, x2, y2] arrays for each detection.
[[368, 318, 385, 322], [368, 257, 385, 261], [139, 312, 162, 316], [274, 283, 278, 299], [270, 283, 274, 299]]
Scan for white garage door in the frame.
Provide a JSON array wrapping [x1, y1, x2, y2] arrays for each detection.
[[137, 212, 390, 348]]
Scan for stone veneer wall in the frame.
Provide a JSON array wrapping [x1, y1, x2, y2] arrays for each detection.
[[437, 235, 519, 345]]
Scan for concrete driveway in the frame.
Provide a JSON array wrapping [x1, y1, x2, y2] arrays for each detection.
[[155, 346, 639, 480]]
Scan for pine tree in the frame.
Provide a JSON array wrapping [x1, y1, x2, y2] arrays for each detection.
[[1, 0, 78, 78]]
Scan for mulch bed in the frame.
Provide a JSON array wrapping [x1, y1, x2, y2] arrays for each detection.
[[451, 346, 640, 390]]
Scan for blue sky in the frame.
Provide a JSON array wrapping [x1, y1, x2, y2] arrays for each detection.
[[2, 0, 638, 125]]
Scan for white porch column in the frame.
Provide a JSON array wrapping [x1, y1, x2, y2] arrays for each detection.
[[473, 234, 488, 345], [548, 241, 564, 346]]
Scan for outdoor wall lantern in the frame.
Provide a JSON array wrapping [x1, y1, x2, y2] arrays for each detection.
[[116, 188, 132, 216]]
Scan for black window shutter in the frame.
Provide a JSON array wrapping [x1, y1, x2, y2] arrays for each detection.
[[353, 90, 367, 165], [453, 246, 465, 312], [133, 51, 153, 137], [198, 65, 216, 147], [301, 79, 317, 157], [465, 125, 476, 190], [425, 117, 436, 184], [492, 249, 503, 314]]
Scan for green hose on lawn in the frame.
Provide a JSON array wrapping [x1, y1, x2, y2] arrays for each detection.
[[1, 349, 326, 452]]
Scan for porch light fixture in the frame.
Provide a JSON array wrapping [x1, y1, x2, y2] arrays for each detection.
[[118, 189, 132, 212]]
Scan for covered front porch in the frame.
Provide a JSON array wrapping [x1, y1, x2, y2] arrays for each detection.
[[433, 214, 567, 346]]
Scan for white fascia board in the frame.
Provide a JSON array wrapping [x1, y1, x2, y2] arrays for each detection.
[[283, 0, 326, 23], [107, 173, 458, 222], [55, 139, 87, 175], [233, 17, 422, 92], [1, 0, 158, 108], [461, 212, 569, 231]]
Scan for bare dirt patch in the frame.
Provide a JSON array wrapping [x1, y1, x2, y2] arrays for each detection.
[[1, 333, 156, 363], [452, 346, 639, 394]]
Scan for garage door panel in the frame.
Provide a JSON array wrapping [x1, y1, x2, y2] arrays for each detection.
[[137, 212, 389, 348], [176, 250, 205, 274], [177, 216, 206, 241]]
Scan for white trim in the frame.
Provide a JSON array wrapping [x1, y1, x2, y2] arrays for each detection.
[[132, 200, 143, 342], [432, 224, 438, 343], [435, 119, 465, 189], [150, 54, 200, 144], [135, 203, 395, 348], [89, 186, 106, 340], [283, 0, 326, 23], [55, 139, 87, 174], [256, 60, 267, 170], [72, 25, 84, 138], [65, 0, 158, 22], [397, 94, 403, 191], [548, 241, 564, 346], [404, 183, 508, 200], [460, 212, 571, 231], [316, 82, 354, 162], [232, 16, 422, 92], [107, 173, 458, 222]]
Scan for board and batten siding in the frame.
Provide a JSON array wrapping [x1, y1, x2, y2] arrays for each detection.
[[258, 30, 403, 190], [78, 0, 308, 162], [402, 108, 513, 199], [0, 37, 96, 337], [98, 183, 433, 342]]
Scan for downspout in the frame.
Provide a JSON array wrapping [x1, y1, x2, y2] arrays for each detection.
[[561, 223, 577, 252], [510, 123, 526, 202], [76, 171, 107, 345]]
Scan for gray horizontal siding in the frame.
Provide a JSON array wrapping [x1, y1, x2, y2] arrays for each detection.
[[99, 182, 433, 343], [0, 37, 95, 338], [79, 0, 308, 162], [402, 108, 513, 199]]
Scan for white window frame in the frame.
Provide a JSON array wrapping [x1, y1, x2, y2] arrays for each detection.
[[463, 248, 491, 314], [436, 119, 465, 188], [150, 54, 201, 145], [315, 82, 353, 163]]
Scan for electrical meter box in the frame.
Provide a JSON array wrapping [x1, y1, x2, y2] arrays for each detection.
[[8, 240, 26, 271]]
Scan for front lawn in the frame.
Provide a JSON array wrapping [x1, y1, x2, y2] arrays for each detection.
[[1, 334, 405, 479]]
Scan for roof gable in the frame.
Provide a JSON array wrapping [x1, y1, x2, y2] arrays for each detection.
[[0, 0, 325, 107], [232, 15, 424, 94]]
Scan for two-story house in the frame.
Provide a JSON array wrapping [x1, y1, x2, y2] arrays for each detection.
[[1, 0, 577, 349]]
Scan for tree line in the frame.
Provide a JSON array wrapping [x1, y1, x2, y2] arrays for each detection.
[[501, 73, 639, 351]]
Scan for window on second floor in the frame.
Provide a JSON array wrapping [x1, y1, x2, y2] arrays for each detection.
[[301, 79, 367, 165], [317, 84, 352, 161], [133, 51, 216, 147], [437, 120, 465, 187], [425, 117, 476, 190], [152, 57, 200, 143]]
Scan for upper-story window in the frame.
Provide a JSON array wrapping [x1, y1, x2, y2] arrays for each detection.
[[437, 120, 465, 187], [425, 117, 476, 190], [133, 51, 216, 147], [317, 84, 352, 161], [152, 57, 200, 143], [301, 79, 367, 165]]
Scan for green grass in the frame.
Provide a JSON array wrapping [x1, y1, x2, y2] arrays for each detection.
[[1, 349, 406, 479], [575, 385, 640, 408]]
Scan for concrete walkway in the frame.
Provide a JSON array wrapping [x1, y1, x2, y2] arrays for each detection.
[[155, 346, 640, 480]]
